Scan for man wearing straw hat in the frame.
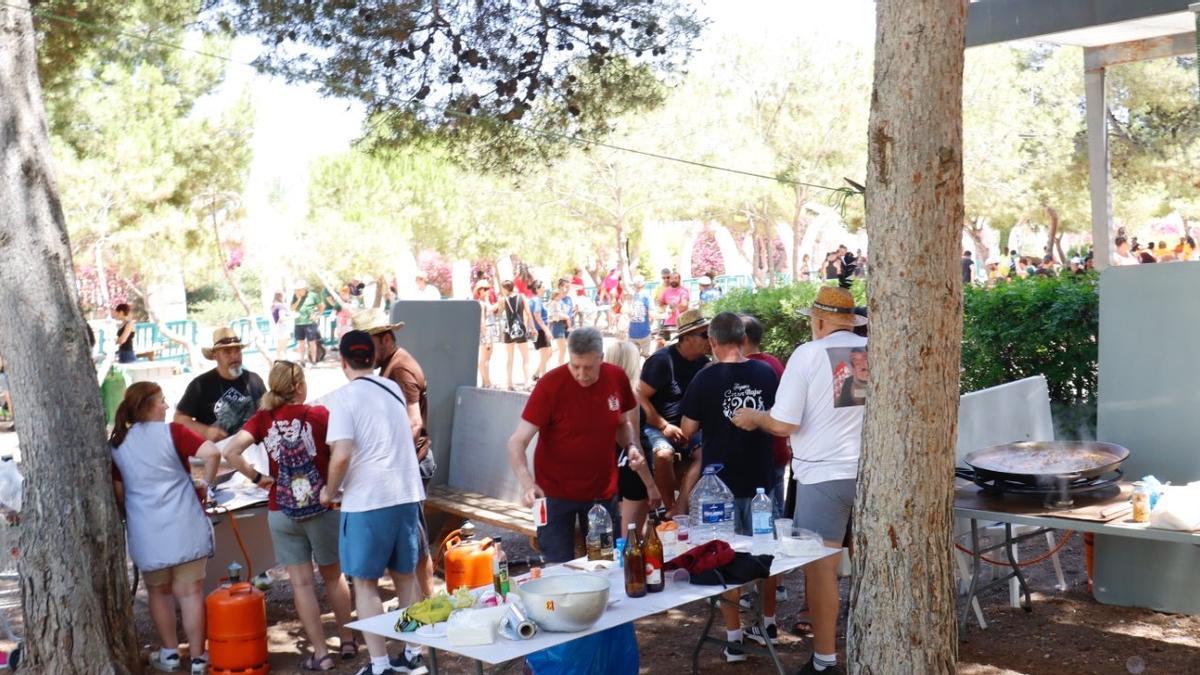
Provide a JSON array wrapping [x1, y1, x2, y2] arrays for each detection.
[[174, 327, 267, 442], [732, 285, 867, 675]]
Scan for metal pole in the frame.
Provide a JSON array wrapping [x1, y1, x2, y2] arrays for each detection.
[[1084, 54, 1111, 269]]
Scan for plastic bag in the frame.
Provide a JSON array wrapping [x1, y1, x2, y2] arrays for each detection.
[[0, 461, 23, 513], [1149, 486, 1200, 532], [524, 624, 639, 675]]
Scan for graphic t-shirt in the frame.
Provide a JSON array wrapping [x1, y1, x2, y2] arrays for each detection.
[[176, 369, 267, 434], [241, 404, 330, 510], [747, 352, 790, 468], [294, 291, 322, 324], [639, 345, 709, 426], [680, 360, 778, 498], [771, 331, 868, 484], [521, 363, 637, 501], [659, 286, 690, 326], [627, 293, 652, 340], [325, 375, 424, 512]]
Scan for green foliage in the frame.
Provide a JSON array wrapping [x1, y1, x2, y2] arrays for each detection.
[[707, 281, 866, 360]]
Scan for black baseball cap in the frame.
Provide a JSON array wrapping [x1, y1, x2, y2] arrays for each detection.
[[339, 330, 375, 362]]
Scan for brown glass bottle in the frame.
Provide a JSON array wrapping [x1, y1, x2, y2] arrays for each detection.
[[623, 523, 646, 598], [643, 514, 665, 593]]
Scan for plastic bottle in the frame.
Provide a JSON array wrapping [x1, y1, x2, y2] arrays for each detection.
[[492, 537, 510, 597], [751, 487, 774, 554], [586, 502, 614, 561], [688, 464, 736, 543], [623, 523, 646, 598]]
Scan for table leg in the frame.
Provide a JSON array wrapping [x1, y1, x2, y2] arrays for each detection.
[[752, 578, 786, 675], [429, 647, 439, 675], [959, 518, 983, 636], [691, 596, 719, 675], [475, 659, 485, 675], [1003, 523, 1032, 611]]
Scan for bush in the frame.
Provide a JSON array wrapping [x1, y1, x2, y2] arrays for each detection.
[[707, 281, 866, 360]]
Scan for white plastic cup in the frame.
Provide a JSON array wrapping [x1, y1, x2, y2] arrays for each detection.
[[774, 518, 794, 539]]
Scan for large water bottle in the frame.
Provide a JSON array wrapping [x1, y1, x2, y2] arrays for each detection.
[[586, 502, 614, 560], [689, 464, 736, 543], [751, 487, 774, 554]]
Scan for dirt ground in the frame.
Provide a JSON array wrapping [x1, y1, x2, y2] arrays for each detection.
[[0, 525, 1178, 674]]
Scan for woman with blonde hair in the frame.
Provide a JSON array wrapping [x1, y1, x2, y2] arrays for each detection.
[[603, 341, 661, 531], [110, 382, 221, 674], [223, 361, 355, 670]]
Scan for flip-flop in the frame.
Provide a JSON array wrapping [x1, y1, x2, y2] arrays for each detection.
[[339, 639, 358, 660], [300, 653, 336, 672]]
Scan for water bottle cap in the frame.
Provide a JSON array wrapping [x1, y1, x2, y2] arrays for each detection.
[[703, 463, 724, 475]]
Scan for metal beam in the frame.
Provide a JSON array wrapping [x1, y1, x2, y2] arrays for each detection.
[[1084, 32, 1197, 69], [967, 0, 1194, 47], [1085, 66, 1111, 269]]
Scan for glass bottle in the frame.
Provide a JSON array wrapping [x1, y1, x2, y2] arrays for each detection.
[[643, 514, 664, 593], [623, 523, 646, 598]]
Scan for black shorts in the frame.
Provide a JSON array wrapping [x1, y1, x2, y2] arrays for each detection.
[[618, 464, 648, 501], [501, 329, 528, 345], [294, 323, 320, 341], [533, 328, 549, 350]]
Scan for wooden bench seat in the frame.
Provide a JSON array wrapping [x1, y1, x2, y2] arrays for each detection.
[[425, 484, 539, 555]]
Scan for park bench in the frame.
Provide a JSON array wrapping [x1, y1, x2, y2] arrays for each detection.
[[425, 387, 539, 552]]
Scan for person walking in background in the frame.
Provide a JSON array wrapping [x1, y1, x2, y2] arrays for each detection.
[[110, 382, 221, 675], [961, 250, 974, 285], [547, 280, 574, 367], [271, 292, 295, 361], [604, 340, 661, 532], [112, 302, 137, 364], [528, 280, 553, 381], [475, 280, 497, 388], [413, 270, 441, 300], [658, 272, 690, 330], [292, 282, 325, 367], [320, 331, 428, 674], [499, 280, 534, 390], [626, 277, 654, 356], [221, 362, 356, 670]]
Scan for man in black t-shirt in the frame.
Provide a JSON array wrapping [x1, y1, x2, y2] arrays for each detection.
[[175, 327, 266, 442], [680, 311, 780, 659], [638, 309, 710, 513], [962, 250, 974, 285]]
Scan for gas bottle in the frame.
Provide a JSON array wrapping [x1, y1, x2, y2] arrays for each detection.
[[206, 562, 268, 675], [440, 521, 495, 591]]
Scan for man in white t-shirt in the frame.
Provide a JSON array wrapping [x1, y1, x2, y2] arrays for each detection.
[[1112, 236, 1139, 266], [413, 270, 442, 300], [732, 285, 867, 675], [320, 330, 426, 675]]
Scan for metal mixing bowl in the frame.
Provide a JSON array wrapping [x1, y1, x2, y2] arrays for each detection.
[[515, 574, 611, 632]]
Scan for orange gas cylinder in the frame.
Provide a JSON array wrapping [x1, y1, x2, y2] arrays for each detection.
[[206, 563, 268, 675], [440, 522, 495, 591]]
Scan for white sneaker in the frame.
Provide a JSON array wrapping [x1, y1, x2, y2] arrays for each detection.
[[149, 651, 181, 672], [190, 656, 208, 675]]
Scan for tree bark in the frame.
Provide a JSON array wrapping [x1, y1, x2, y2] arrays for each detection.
[[791, 185, 810, 283], [209, 200, 273, 368], [1044, 205, 1060, 262], [849, 0, 964, 672], [0, 2, 140, 671], [964, 217, 989, 264]]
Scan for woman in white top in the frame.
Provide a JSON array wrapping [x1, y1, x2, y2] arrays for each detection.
[[111, 382, 221, 674]]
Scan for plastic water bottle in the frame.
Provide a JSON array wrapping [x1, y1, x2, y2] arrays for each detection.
[[751, 487, 774, 554], [689, 464, 736, 543], [586, 502, 614, 560]]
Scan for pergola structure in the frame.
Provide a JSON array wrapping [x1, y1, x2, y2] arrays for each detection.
[[966, 0, 1200, 269]]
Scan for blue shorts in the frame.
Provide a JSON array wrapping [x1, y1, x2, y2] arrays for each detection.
[[339, 502, 421, 579], [550, 321, 569, 340], [642, 425, 701, 461]]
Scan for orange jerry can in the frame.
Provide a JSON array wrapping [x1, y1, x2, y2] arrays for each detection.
[[440, 522, 495, 591], [206, 562, 268, 675]]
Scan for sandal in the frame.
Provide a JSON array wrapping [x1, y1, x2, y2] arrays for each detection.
[[339, 639, 358, 660], [300, 653, 336, 672]]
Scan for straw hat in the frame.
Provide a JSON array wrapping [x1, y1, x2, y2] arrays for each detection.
[[673, 309, 710, 340], [799, 286, 868, 327], [202, 327, 246, 359], [351, 307, 405, 336]]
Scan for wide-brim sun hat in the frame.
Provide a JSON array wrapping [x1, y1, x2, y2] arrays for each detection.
[[202, 326, 247, 360], [672, 309, 710, 340], [799, 286, 868, 328], [351, 307, 405, 336]]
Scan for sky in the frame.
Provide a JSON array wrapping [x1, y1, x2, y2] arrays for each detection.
[[201, 0, 878, 216]]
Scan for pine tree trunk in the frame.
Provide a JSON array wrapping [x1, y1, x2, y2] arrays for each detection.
[[848, 0, 964, 672], [0, 2, 140, 671]]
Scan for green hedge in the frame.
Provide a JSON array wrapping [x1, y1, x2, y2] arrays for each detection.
[[709, 274, 1098, 439]]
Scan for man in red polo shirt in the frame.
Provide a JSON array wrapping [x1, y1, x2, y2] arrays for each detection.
[[506, 326, 643, 562]]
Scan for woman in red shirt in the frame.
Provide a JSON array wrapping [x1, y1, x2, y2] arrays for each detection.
[[223, 361, 355, 670]]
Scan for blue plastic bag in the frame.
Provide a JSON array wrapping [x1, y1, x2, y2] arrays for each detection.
[[524, 624, 639, 675]]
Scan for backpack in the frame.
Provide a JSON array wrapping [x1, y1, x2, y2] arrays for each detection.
[[270, 408, 328, 521]]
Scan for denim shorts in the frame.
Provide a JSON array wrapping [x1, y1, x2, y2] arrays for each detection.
[[339, 502, 422, 579], [550, 321, 569, 340], [642, 426, 701, 461], [294, 323, 321, 341], [268, 508, 340, 567]]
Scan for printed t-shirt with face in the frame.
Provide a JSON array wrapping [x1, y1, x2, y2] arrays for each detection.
[[241, 404, 330, 511], [521, 362, 637, 501], [627, 293, 652, 340], [770, 331, 868, 484], [176, 368, 267, 434], [639, 344, 709, 426], [659, 286, 689, 326], [324, 375, 424, 512], [746, 352, 790, 468], [680, 360, 778, 499]]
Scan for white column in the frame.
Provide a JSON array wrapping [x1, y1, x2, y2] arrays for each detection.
[[1084, 56, 1111, 269]]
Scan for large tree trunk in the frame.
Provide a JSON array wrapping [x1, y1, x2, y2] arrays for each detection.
[[0, 2, 140, 671], [1044, 205, 1060, 262], [848, 0, 964, 672]]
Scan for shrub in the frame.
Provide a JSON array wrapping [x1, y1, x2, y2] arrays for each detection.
[[690, 229, 725, 277], [707, 280, 866, 360]]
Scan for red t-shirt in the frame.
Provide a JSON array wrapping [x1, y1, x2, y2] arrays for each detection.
[[747, 352, 791, 468], [241, 404, 331, 510], [521, 363, 637, 501], [571, 275, 585, 297]]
